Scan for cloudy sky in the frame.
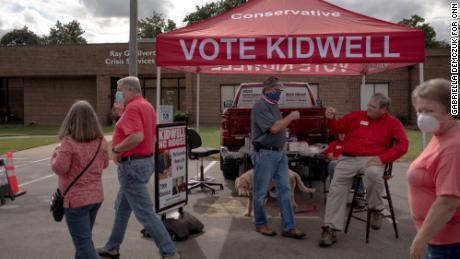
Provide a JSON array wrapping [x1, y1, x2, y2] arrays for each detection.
[[0, 0, 451, 44]]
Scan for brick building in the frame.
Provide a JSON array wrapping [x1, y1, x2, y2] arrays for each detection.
[[0, 43, 450, 126]]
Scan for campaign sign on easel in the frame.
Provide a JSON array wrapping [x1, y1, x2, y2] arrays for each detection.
[[155, 122, 188, 213]]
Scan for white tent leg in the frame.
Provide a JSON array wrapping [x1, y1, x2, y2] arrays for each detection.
[[419, 63, 426, 150], [156, 66, 161, 124], [196, 73, 200, 132]]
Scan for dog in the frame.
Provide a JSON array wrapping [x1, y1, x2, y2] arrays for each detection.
[[235, 169, 315, 217]]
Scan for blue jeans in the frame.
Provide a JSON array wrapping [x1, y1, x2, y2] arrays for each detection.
[[105, 158, 176, 257], [251, 149, 295, 231], [328, 160, 364, 194], [425, 242, 460, 259], [65, 203, 101, 259]]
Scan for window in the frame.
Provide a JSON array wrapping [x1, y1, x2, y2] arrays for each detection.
[[308, 83, 319, 100], [144, 78, 157, 107], [360, 83, 389, 110], [236, 84, 314, 109], [112, 77, 185, 113], [220, 84, 239, 112], [0, 78, 24, 123]]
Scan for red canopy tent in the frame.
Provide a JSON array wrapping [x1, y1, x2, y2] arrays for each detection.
[[155, 0, 425, 129]]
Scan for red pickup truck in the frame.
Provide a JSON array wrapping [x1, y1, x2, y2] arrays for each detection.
[[220, 82, 328, 180]]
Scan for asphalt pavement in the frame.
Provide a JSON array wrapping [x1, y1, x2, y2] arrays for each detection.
[[0, 142, 416, 259]]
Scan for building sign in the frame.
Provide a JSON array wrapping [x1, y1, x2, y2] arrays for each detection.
[[105, 49, 155, 65], [155, 123, 188, 212], [159, 105, 174, 123]]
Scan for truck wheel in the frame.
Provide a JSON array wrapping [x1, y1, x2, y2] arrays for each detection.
[[221, 156, 239, 180]]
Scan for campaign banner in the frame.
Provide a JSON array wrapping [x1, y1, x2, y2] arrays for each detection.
[[155, 122, 188, 212], [156, 34, 425, 66]]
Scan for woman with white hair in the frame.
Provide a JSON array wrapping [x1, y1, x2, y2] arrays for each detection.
[[408, 78, 460, 259]]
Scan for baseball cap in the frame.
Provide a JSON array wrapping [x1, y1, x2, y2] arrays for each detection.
[[263, 76, 283, 91]]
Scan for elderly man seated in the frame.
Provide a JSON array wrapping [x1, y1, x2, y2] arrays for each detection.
[[325, 133, 366, 209], [319, 93, 408, 247]]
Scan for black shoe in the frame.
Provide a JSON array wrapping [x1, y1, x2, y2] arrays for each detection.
[[282, 228, 307, 239], [96, 246, 120, 258]]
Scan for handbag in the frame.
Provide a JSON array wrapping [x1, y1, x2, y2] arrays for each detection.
[[50, 138, 102, 222]]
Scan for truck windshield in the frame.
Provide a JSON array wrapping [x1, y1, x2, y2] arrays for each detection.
[[236, 85, 314, 109]]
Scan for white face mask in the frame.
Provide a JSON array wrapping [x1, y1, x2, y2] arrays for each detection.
[[417, 113, 440, 133], [115, 91, 124, 103]]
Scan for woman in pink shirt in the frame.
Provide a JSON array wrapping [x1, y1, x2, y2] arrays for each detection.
[[408, 79, 460, 259], [51, 100, 109, 259]]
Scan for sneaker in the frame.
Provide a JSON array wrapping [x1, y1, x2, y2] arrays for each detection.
[[96, 246, 120, 258], [162, 251, 182, 259], [319, 226, 337, 247], [370, 210, 382, 230], [282, 228, 307, 239]]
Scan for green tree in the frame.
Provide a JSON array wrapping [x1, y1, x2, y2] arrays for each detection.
[[0, 26, 41, 46], [46, 20, 87, 45], [398, 14, 449, 48], [138, 12, 176, 39], [183, 0, 246, 25], [164, 19, 176, 33]]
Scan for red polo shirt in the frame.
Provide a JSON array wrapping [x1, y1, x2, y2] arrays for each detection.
[[325, 140, 344, 158], [113, 96, 156, 157], [327, 111, 408, 164]]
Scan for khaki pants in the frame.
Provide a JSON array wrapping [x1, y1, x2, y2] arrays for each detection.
[[324, 156, 385, 231]]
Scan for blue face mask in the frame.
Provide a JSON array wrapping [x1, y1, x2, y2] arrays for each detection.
[[264, 91, 281, 102], [115, 91, 124, 103]]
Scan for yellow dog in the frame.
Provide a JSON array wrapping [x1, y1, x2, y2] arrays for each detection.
[[235, 169, 315, 217]]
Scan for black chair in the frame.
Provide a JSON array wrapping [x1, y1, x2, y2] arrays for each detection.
[[187, 128, 224, 195], [344, 162, 398, 243]]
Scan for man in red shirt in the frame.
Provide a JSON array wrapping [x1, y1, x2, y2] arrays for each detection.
[[325, 133, 365, 208], [97, 76, 180, 259], [319, 93, 408, 247]]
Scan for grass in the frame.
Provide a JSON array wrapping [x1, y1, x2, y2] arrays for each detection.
[[0, 124, 114, 155], [0, 124, 114, 137], [400, 129, 432, 162], [195, 127, 221, 160], [0, 125, 430, 163], [0, 137, 59, 154], [196, 127, 220, 148], [195, 127, 430, 162]]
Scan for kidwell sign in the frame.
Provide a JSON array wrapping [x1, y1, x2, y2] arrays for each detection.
[[156, 0, 424, 68], [179, 36, 401, 61], [155, 123, 188, 212], [158, 34, 422, 66]]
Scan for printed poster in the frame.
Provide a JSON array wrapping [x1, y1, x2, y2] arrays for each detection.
[[155, 122, 188, 212]]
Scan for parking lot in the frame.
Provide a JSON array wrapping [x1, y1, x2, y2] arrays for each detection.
[[0, 143, 416, 259]]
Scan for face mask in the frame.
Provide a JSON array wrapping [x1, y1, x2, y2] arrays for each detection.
[[115, 91, 124, 103], [264, 91, 281, 102], [417, 113, 440, 133]]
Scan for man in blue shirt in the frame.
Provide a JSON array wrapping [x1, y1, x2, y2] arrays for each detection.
[[250, 76, 306, 239]]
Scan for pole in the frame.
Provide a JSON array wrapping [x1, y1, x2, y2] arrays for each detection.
[[419, 63, 426, 150], [129, 0, 138, 76], [196, 73, 200, 132], [156, 66, 161, 124]]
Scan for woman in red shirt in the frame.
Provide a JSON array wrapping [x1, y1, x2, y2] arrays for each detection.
[[51, 100, 109, 259], [408, 79, 460, 259]]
